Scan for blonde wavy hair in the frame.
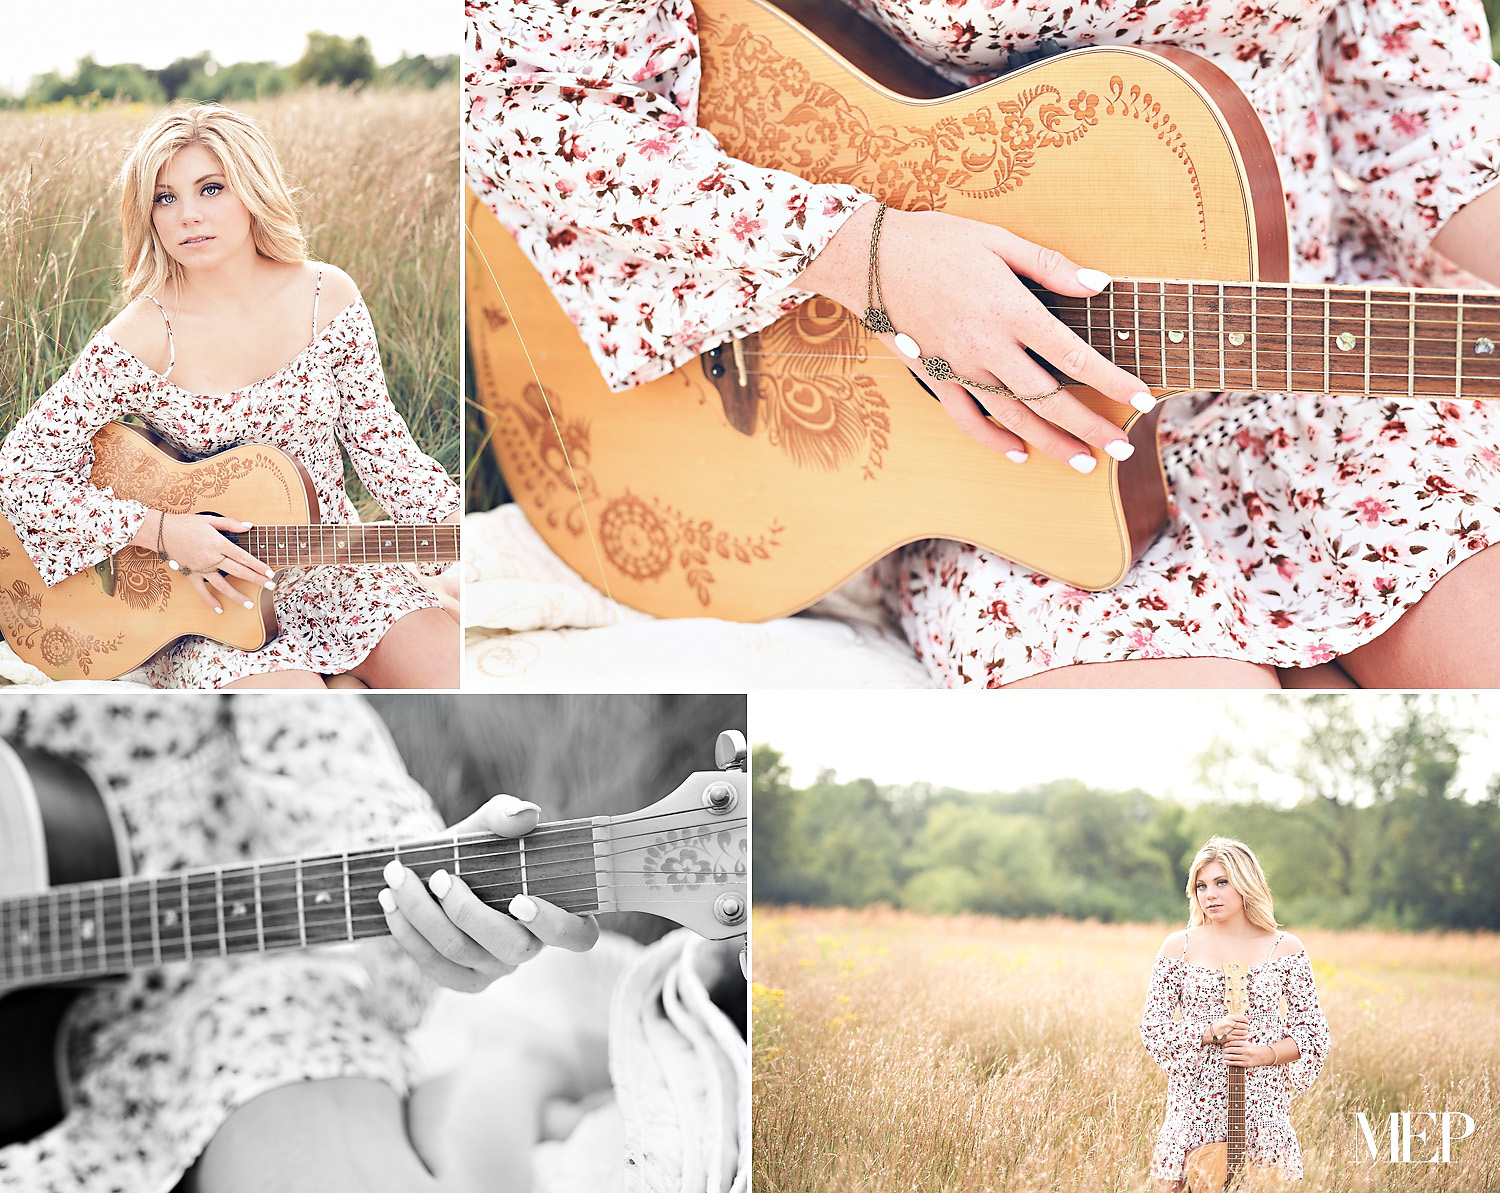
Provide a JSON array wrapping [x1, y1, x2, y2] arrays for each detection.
[[118, 104, 306, 302], [1185, 837, 1279, 933]]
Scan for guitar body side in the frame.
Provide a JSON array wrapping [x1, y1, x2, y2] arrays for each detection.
[[466, 3, 1289, 619], [0, 423, 318, 680], [0, 747, 121, 1148]]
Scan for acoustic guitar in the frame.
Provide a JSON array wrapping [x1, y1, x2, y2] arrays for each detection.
[[466, 0, 1500, 620], [0, 730, 748, 1146], [0, 422, 460, 680], [1184, 962, 1251, 1191]]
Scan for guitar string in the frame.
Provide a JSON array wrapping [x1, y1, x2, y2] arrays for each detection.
[[0, 814, 747, 928], [465, 218, 619, 620]]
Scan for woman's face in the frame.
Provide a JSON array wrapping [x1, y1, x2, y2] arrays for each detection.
[[1194, 860, 1245, 922], [151, 143, 253, 270]]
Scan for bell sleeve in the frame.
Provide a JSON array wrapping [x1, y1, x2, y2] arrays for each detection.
[[325, 299, 461, 573], [463, 0, 873, 391], [1139, 956, 1211, 1081], [0, 345, 159, 586], [1320, 0, 1500, 281], [1280, 951, 1331, 1095], [229, 693, 446, 1033]]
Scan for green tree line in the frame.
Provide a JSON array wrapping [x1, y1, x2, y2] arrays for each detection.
[[754, 696, 1500, 930], [4, 34, 457, 109]]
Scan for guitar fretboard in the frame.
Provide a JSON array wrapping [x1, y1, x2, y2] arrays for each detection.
[[229, 524, 460, 568], [1052, 281, 1500, 400], [0, 823, 595, 987]]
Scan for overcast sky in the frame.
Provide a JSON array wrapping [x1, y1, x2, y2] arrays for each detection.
[[752, 691, 1500, 806], [4, 2, 455, 95]]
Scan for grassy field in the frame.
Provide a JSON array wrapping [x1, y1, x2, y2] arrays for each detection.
[[0, 88, 458, 514], [753, 908, 1500, 1193]]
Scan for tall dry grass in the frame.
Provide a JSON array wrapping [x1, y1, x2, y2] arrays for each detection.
[[0, 88, 458, 513], [753, 908, 1500, 1193]]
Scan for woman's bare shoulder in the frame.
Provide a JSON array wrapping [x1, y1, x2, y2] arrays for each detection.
[[1156, 929, 1188, 958], [100, 297, 171, 372], [311, 262, 362, 332], [1273, 930, 1306, 960]]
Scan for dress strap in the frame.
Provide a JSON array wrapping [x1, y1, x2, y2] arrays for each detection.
[[144, 294, 175, 379], [1181, 929, 1190, 960], [310, 268, 324, 341], [1265, 931, 1285, 962]]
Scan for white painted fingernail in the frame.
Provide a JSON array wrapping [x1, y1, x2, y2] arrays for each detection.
[[1069, 453, 1097, 474], [1005, 449, 1028, 463], [1131, 391, 1156, 413], [497, 794, 541, 816], [242, 522, 254, 528], [242, 600, 254, 610], [383, 860, 406, 889], [378, 888, 396, 913], [1104, 439, 1135, 461], [213, 606, 222, 614], [429, 869, 452, 899], [265, 580, 276, 590], [1077, 268, 1112, 292], [510, 894, 538, 922]]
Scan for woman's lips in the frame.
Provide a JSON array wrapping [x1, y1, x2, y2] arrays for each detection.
[[180, 235, 214, 246]]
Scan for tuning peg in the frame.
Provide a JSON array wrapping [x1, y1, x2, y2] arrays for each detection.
[[715, 729, 747, 771]]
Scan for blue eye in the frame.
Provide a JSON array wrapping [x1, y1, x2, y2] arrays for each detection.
[[154, 193, 174, 205], [202, 182, 224, 196]]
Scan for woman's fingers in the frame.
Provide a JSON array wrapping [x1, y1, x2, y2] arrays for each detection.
[[932, 380, 1028, 458], [429, 870, 546, 966], [510, 892, 601, 953], [449, 792, 542, 838], [381, 862, 510, 973], [379, 882, 499, 993]]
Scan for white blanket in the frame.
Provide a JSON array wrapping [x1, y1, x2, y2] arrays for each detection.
[[464, 505, 934, 689]]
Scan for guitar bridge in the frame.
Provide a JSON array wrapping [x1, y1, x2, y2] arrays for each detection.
[[94, 555, 117, 597], [701, 334, 759, 436]]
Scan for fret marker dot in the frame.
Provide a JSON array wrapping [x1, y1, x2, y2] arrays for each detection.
[[81, 919, 96, 940], [232, 901, 248, 917], [315, 891, 332, 904], [1117, 330, 1130, 340], [1336, 332, 1356, 352], [18, 930, 30, 946], [1168, 330, 1185, 344], [337, 540, 346, 548], [163, 909, 179, 928], [1477, 337, 1495, 356], [1228, 332, 1245, 347]]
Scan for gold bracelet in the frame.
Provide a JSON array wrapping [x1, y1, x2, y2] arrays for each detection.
[[858, 202, 1061, 403]]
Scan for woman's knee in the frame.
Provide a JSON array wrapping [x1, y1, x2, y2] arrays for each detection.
[[222, 670, 328, 690]]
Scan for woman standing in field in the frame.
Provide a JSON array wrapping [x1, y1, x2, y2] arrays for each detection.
[[466, 0, 1500, 688], [1140, 838, 1331, 1186], [0, 104, 460, 688]]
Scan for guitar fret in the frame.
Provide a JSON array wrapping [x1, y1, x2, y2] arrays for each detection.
[[1249, 285, 1259, 392], [1364, 289, 1372, 397], [1217, 282, 1226, 390], [295, 858, 308, 948], [216, 869, 228, 957], [343, 850, 354, 942], [1284, 287, 1293, 392], [1132, 281, 1142, 378], [70, 886, 82, 975], [1186, 282, 1196, 391], [1456, 292, 1465, 398], [121, 883, 132, 970], [253, 863, 265, 952], [181, 873, 192, 962], [1408, 291, 1417, 397], [147, 878, 162, 967], [1158, 281, 1167, 388], [95, 883, 107, 973], [1322, 286, 1331, 394]]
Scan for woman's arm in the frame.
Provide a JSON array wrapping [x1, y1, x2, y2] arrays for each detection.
[[1431, 185, 1500, 286]]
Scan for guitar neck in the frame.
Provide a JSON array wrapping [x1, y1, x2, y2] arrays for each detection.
[[1227, 1063, 1246, 1174], [1053, 281, 1500, 400], [0, 798, 746, 988], [230, 524, 460, 568]]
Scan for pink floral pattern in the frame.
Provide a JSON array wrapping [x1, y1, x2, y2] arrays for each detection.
[[0, 298, 460, 688], [466, 0, 1500, 685], [1139, 935, 1331, 1181]]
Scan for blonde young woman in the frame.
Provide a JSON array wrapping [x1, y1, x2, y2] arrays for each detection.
[[0, 105, 460, 689], [1139, 838, 1331, 1187]]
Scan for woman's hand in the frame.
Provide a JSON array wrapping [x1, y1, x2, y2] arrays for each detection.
[[418, 568, 460, 622], [140, 511, 276, 613], [1225, 1038, 1278, 1068], [378, 794, 600, 993], [796, 204, 1154, 470], [1203, 1014, 1250, 1046]]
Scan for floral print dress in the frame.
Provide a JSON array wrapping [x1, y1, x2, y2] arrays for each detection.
[[0, 695, 442, 1193], [0, 283, 460, 688], [465, 0, 1500, 686], [1139, 932, 1331, 1181]]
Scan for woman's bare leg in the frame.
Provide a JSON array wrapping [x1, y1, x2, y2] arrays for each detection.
[[1338, 547, 1500, 687], [350, 607, 459, 689], [1006, 658, 1281, 688], [1277, 660, 1358, 688], [326, 673, 371, 690], [181, 1078, 441, 1193], [223, 670, 328, 690]]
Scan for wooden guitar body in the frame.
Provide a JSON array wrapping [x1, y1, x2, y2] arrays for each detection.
[[1184, 1141, 1230, 1192], [467, 0, 1287, 619], [0, 423, 312, 680], [0, 743, 124, 1147]]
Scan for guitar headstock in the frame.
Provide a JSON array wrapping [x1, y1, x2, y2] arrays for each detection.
[[1223, 961, 1249, 1015], [590, 731, 748, 940]]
